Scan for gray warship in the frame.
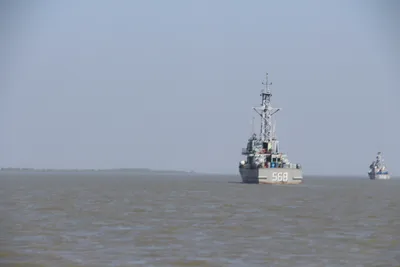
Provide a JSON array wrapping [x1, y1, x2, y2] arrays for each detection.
[[239, 73, 303, 184], [368, 152, 390, 180]]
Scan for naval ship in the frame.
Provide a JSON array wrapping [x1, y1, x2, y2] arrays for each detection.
[[368, 152, 390, 180], [239, 73, 303, 184]]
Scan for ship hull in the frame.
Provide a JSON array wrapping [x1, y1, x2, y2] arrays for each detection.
[[239, 167, 303, 184], [369, 173, 390, 180]]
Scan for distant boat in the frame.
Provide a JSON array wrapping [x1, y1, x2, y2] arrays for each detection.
[[368, 152, 390, 180]]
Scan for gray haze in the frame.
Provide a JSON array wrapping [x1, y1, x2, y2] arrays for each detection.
[[1, 0, 399, 175]]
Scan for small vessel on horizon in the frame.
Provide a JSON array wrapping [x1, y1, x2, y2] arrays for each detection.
[[238, 73, 303, 184], [368, 152, 390, 180]]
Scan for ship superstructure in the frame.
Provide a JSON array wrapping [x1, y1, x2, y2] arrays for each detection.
[[239, 73, 303, 184], [368, 152, 390, 180]]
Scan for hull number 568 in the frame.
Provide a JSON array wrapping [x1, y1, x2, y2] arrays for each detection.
[[272, 172, 288, 182]]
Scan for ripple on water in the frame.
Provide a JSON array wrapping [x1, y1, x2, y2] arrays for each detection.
[[2, 174, 400, 266]]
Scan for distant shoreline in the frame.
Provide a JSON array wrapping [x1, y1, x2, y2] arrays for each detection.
[[0, 168, 386, 178], [0, 167, 195, 174]]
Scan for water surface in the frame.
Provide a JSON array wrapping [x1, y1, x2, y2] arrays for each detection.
[[1, 172, 399, 266]]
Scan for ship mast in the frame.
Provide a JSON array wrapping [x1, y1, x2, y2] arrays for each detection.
[[376, 152, 383, 168], [253, 73, 281, 142]]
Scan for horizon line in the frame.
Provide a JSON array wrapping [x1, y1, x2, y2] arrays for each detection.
[[0, 167, 393, 178]]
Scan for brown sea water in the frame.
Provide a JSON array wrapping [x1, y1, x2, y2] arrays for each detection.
[[0, 171, 399, 267]]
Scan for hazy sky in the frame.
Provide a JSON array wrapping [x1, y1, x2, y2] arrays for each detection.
[[1, 0, 399, 175]]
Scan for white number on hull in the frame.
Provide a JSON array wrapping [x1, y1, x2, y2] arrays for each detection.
[[272, 172, 288, 182]]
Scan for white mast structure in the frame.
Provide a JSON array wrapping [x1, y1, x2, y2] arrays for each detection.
[[252, 73, 281, 146]]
